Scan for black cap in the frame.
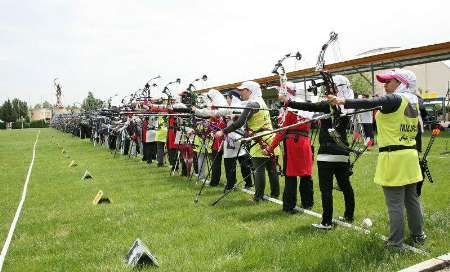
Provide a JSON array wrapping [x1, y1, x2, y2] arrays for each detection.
[[224, 90, 240, 99]]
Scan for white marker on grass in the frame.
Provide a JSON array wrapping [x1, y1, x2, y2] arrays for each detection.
[[0, 131, 40, 272]]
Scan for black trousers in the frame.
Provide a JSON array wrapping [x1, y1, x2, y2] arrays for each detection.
[[143, 142, 156, 163], [317, 161, 355, 225], [252, 157, 280, 200], [193, 152, 198, 174], [224, 154, 253, 190], [123, 138, 130, 155], [108, 135, 116, 150], [168, 148, 178, 168], [209, 151, 223, 186], [156, 142, 165, 166], [142, 142, 150, 162], [149, 142, 156, 160], [283, 176, 314, 211]]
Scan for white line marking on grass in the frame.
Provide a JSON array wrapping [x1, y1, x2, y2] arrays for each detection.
[[0, 130, 40, 272], [241, 188, 428, 255]]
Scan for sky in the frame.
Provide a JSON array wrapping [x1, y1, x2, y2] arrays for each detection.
[[0, 0, 449, 107]]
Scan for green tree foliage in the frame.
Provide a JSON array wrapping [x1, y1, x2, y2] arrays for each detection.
[[34, 103, 42, 109], [42, 101, 53, 109], [347, 74, 373, 97], [66, 103, 81, 113], [12, 98, 30, 122], [0, 98, 31, 123], [0, 99, 18, 122], [81, 91, 103, 112]]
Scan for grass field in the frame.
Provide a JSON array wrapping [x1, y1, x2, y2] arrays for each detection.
[[0, 128, 449, 271]]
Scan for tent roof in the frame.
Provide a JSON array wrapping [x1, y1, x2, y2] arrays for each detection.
[[197, 41, 450, 93]]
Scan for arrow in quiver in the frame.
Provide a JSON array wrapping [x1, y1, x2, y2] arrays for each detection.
[[124, 239, 159, 267]]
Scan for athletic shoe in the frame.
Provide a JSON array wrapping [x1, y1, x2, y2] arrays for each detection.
[[284, 209, 300, 215], [312, 223, 332, 230], [251, 196, 264, 202], [338, 216, 354, 223], [411, 233, 427, 244], [384, 241, 405, 251]]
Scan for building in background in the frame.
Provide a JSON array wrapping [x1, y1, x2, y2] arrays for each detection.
[[358, 47, 450, 124], [31, 108, 52, 121], [358, 47, 450, 97]]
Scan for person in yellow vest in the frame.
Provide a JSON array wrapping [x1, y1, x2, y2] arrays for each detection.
[[216, 81, 280, 201], [155, 115, 168, 167], [327, 69, 426, 248]]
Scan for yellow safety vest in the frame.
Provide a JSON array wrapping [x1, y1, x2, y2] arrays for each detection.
[[155, 116, 168, 142], [247, 110, 280, 158], [193, 124, 212, 153], [374, 96, 422, 186]]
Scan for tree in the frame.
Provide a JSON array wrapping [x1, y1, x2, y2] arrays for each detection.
[[12, 98, 30, 122], [347, 74, 373, 97], [34, 103, 42, 109], [0, 100, 18, 122], [81, 91, 103, 111], [66, 103, 81, 113], [42, 101, 53, 109]]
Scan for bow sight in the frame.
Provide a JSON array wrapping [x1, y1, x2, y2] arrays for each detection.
[[142, 75, 161, 98], [271, 52, 302, 75], [306, 80, 324, 96], [181, 75, 208, 107], [162, 78, 181, 101]]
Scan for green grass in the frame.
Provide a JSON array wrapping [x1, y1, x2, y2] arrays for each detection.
[[0, 128, 449, 271]]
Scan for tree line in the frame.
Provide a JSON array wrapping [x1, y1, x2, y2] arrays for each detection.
[[0, 91, 105, 124], [0, 98, 30, 123]]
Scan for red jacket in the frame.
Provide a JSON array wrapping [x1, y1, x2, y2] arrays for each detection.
[[210, 117, 225, 151], [167, 116, 178, 149], [269, 111, 312, 177], [142, 119, 148, 142]]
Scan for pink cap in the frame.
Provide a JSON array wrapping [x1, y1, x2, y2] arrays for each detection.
[[376, 69, 411, 87]]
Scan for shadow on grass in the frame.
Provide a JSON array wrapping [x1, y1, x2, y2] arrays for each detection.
[[211, 198, 257, 209], [238, 208, 290, 223], [307, 235, 410, 272]]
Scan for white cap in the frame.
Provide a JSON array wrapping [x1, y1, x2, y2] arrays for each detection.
[[237, 81, 261, 93]]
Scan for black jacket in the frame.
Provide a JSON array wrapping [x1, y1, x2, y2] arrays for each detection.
[[287, 100, 350, 156]]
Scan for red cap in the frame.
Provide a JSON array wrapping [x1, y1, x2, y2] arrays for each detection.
[[376, 70, 410, 86], [376, 73, 396, 83]]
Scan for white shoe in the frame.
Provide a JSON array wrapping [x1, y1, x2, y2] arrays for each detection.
[[312, 223, 332, 230], [199, 178, 210, 185]]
